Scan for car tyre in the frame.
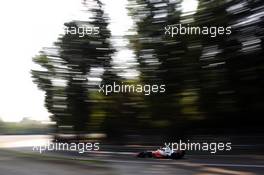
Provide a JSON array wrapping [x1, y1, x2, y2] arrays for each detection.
[[171, 151, 185, 159]]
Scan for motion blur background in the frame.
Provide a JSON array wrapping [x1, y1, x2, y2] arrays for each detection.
[[1, 0, 264, 174]]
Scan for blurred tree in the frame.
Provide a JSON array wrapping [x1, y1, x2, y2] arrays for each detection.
[[128, 0, 264, 135], [195, 0, 264, 132], [127, 0, 201, 137], [32, 0, 114, 136]]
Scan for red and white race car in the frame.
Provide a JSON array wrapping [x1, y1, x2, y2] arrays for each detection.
[[137, 147, 185, 159]]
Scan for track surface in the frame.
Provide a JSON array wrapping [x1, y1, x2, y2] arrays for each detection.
[[1, 135, 264, 175], [1, 148, 264, 175]]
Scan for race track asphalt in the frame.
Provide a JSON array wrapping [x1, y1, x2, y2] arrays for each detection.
[[1, 148, 264, 175]]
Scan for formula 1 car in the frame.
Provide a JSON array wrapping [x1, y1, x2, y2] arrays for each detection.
[[137, 147, 185, 159]]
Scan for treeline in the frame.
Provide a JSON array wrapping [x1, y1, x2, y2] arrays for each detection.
[[32, 0, 264, 140], [0, 118, 53, 135]]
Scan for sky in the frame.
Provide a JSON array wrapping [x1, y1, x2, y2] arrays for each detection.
[[0, 0, 197, 122]]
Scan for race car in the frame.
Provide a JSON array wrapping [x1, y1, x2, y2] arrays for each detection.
[[137, 146, 185, 159]]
